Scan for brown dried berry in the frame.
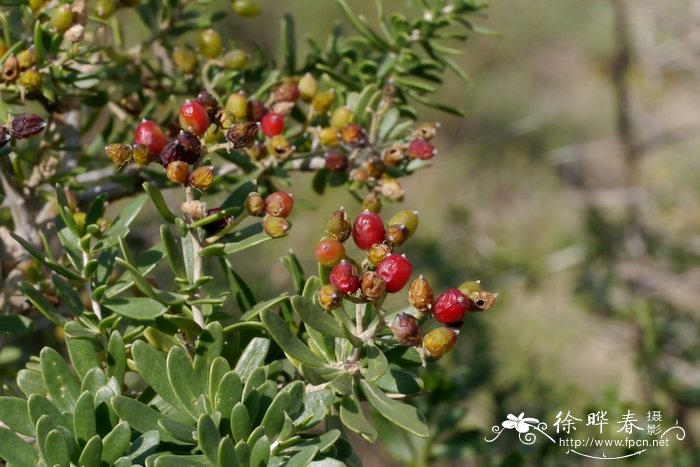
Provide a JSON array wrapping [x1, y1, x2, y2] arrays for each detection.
[[244, 192, 266, 217], [319, 284, 342, 311], [423, 327, 458, 358], [10, 113, 46, 139], [379, 177, 404, 202], [383, 146, 404, 166], [166, 161, 190, 184], [362, 193, 382, 213], [412, 122, 439, 141], [274, 81, 300, 102], [364, 156, 385, 179], [175, 131, 202, 164], [226, 122, 259, 149], [188, 166, 214, 191], [267, 135, 294, 159], [385, 224, 409, 247], [2, 54, 19, 81], [324, 150, 348, 171], [132, 144, 153, 166], [391, 313, 421, 346], [181, 200, 207, 221], [247, 99, 268, 122], [340, 123, 366, 147], [105, 144, 133, 165], [409, 275, 434, 313], [196, 90, 220, 122], [325, 208, 352, 242], [361, 271, 386, 302], [0, 127, 11, 148], [159, 141, 185, 166]]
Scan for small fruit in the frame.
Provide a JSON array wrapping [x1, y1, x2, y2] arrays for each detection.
[[159, 141, 185, 166], [132, 144, 153, 166], [179, 100, 210, 136], [362, 193, 382, 213], [379, 176, 405, 202], [196, 90, 220, 122], [361, 271, 386, 301], [226, 93, 248, 119], [433, 288, 469, 325], [383, 146, 404, 166], [232, 0, 261, 17], [105, 144, 133, 165], [226, 122, 259, 149], [458, 281, 498, 312], [274, 82, 300, 102], [173, 47, 197, 74], [340, 123, 366, 146], [319, 127, 340, 147], [376, 254, 412, 293], [298, 73, 318, 102], [325, 208, 352, 242], [331, 106, 353, 130], [94, 0, 116, 18], [223, 49, 248, 70], [2, 54, 19, 81], [188, 165, 215, 191], [265, 191, 294, 218], [407, 138, 436, 160], [166, 161, 190, 184], [202, 208, 232, 235], [198, 29, 223, 58], [352, 210, 385, 250], [51, 4, 74, 34], [10, 113, 46, 139], [247, 99, 268, 122], [391, 313, 421, 346], [29, 0, 46, 12], [409, 275, 434, 313], [366, 242, 391, 266], [412, 122, 439, 140], [134, 120, 167, 155], [17, 47, 36, 69], [388, 209, 419, 237], [315, 238, 345, 267], [319, 284, 342, 310], [18, 69, 41, 90], [262, 215, 290, 238], [260, 112, 284, 137], [364, 157, 385, 179], [181, 200, 207, 221], [324, 150, 348, 171], [385, 224, 408, 247], [267, 135, 293, 159], [175, 131, 202, 164], [244, 192, 266, 217], [423, 327, 458, 358], [312, 89, 335, 113], [329, 261, 361, 295]]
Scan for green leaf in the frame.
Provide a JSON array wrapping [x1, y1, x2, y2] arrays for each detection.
[[111, 396, 180, 444], [44, 428, 71, 467], [132, 340, 180, 409], [104, 244, 163, 297], [359, 380, 429, 438], [292, 296, 344, 338], [281, 13, 296, 74], [219, 231, 272, 256], [279, 380, 305, 417], [363, 343, 388, 382], [157, 418, 195, 443], [260, 391, 291, 439], [286, 446, 319, 467], [73, 391, 97, 446], [0, 426, 38, 465], [197, 414, 222, 464], [215, 372, 243, 417], [378, 107, 400, 141], [40, 347, 80, 412], [0, 314, 34, 335], [221, 259, 256, 311], [167, 346, 205, 420], [54, 185, 80, 237], [230, 403, 251, 444], [103, 296, 168, 320], [102, 421, 131, 465], [280, 251, 305, 294], [81, 367, 106, 394], [27, 395, 67, 429], [78, 435, 103, 467], [233, 337, 270, 381], [238, 294, 289, 321], [374, 368, 423, 395], [293, 389, 334, 430], [161, 225, 186, 279], [217, 437, 239, 467], [153, 454, 210, 466], [249, 435, 270, 467], [0, 397, 33, 436], [114, 255, 186, 306], [208, 357, 231, 405], [98, 195, 148, 250], [125, 430, 160, 463], [143, 182, 176, 223], [52, 275, 85, 316], [107, 331, 126, 385], [17, 369, 46, 398], [18, 281, 68, 326], [260, 308, 324, 367]]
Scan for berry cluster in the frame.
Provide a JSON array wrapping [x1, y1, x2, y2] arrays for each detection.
[[314, 207, 498, 359]]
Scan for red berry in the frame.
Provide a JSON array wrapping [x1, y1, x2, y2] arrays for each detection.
[[376, 254, 412, 293], [315, 238, 346, 267], [407, 139, 435, 160], [329, 260, 361, 294], [265, 191, 294, 218], [433, 288, 469, 325], [352, 211, 385, 250], [247, 99, 268, 122], [179, 100, 210, 136], [134, 120, 167, 155], [260, 112, 284, 137]]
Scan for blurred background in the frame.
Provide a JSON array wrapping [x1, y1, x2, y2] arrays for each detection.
[[237, 0, 700, 465]]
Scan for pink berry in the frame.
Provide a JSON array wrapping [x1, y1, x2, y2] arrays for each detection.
[[315, 238, 345, 267], [134, 120, 167, 155], [433, 288, 469, 324], [407, 139, 435, 160], [376, 254, 412, 293], [261, 112, 285, 137], [329, 260, 361, 294], [265, 191, 294, 218], [352, 211, 385, 250]]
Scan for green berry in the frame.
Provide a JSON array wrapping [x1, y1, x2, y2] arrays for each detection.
[[226, 93, 248, 120], [51, 4, 74, 34], [298, 73, 318, 102], [330, 106, 353, 130], [173, 47, 197, 74], [199, 29, 223, 58], [232, 0, 261, 17], [388, 210, 419, 238], [223, 49, 248, 70], [94, 0, 116, 18]]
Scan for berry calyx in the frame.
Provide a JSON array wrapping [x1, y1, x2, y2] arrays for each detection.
[[423, 327, 458, 358], [388, 210, 419, 238], [433, 288, 469, 325], [352, 211, 386, 250], [376, 254, 413, 293], [361, 271, 386, 302], [179, 100, 210, 136], [260, 112, 285, 137], [188, 166, 214, 191], [407, 138, 436, 160], [329, 261, 361, 295], [265, 191, 294, 218], [315, 238, 346, 267], [134, 120, 167, 155], [367, 242, 391, 266]]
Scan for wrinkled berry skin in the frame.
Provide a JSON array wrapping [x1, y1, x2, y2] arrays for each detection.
[[361, 271, 386, 301], [265, 191, 294, 218], [329, 261, 361, 295], [244, 192, 266, 217], [261, 112, 284, 137], [202, 208, 232, 235], [433, 288, 470, 325], [196, 90, 220, 122], [319, 284, 342, 310], [376, 254, 412, 293], [315, 238, 345, 267], [159, 141, 185, 166], [423, 327, 458, 358], [407, 139, 435, 160], [226, 122, 258, 149], [135, 120, 167, 155], [391, 313, 421, 346], [175, 131, 202, 164], [325, 208, 352, 242], [324, 150, 348, 171], [352, 211, 385, 250], [274, 82, 300, 102], [409, 275, 434, 313], [10, 113, 46, 139]]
